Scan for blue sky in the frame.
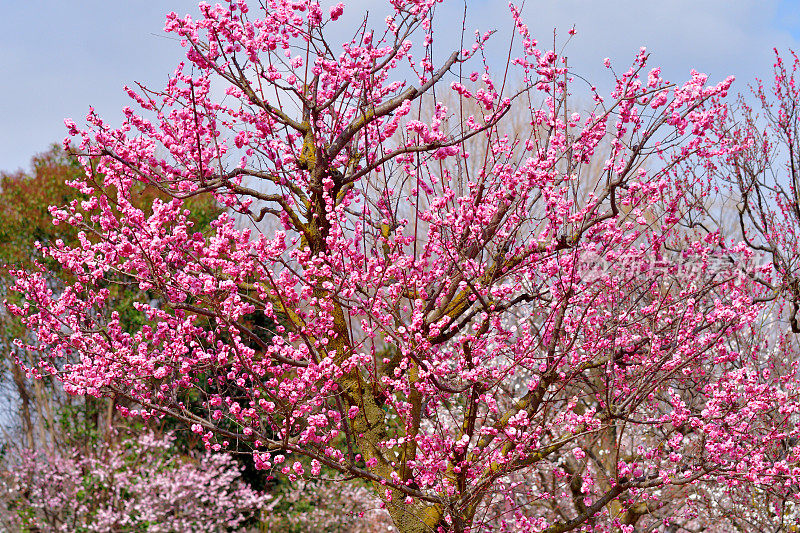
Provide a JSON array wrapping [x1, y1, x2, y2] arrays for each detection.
[[2, 0, 800, 172]]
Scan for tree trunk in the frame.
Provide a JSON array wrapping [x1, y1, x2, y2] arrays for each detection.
[[10, 362, 34, 448]]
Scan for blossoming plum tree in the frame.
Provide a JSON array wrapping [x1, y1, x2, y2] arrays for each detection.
[[0, 430, 266, 532], [721, 49, 800, 333], [10, 1, 800, 531]]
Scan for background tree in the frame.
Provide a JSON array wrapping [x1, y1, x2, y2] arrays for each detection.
[[0, 146, 89, 449], [689, 46, 800, 533], [0, 428, 267, 532], [0, 148, 275, 531], [0, 145, 220, 450], [8, 1, 800, 532]]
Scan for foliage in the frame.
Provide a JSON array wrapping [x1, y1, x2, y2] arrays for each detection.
[[260, 478, 392, 533], [0, 145, 83, 270]]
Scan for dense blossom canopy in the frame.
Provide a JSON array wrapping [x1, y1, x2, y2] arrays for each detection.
[[9, 1, 800, 531]]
